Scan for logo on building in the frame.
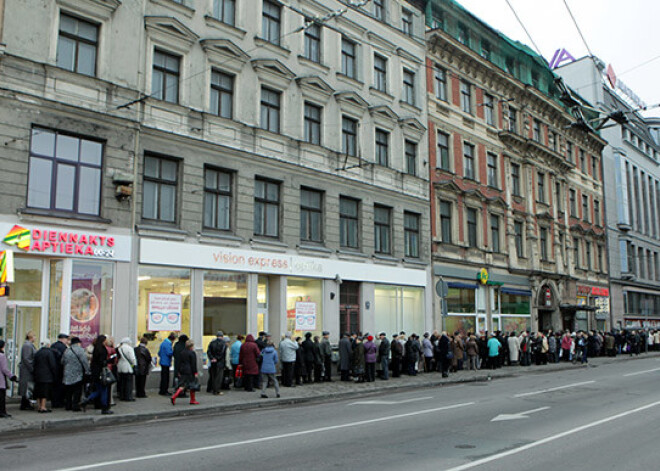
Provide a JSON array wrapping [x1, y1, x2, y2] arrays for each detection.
[[549, 48, 576, 69], [3, 225, 31, 251], [477, 268, 489, 285]]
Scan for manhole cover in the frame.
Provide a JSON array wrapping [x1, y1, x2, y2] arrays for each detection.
[[455, 444, 476, 449], [5, 445, 27, 450]]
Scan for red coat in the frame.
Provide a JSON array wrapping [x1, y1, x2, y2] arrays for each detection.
[[239, 335, 261, 375]]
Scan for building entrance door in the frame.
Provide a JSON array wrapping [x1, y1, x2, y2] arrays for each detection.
[[340, 282, 360, 334]]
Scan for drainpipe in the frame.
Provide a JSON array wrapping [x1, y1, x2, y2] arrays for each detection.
[[0, 0, 6, 49]]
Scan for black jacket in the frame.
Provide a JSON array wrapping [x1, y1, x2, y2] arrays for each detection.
[[378, 338, 391, 359], [134, 344, 152, 376], [391, 339, 403, 359], [90, 344, 108, 379], [33, 347, 58, 384], [178, 349, 198, 376], [301, 339, 316, 363], [207, 338, 227, 363], [51, 341, 67, 375], [438, 335, 450, 357]]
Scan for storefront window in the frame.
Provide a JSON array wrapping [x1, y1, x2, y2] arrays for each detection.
[[138, 266, 191, 359], [446, 288, 475, 313], [257, 275, 269, 333], [374, 285, 425, 336], [8, 256, 42, 301], [69, 261, 113, 348], [445, 315, 476, 336], [203, 271, 247, 355], [500, 293, 531, 315], [500, 316, 529, 333], [48, 260, 64, 341], [287, 277, 323, 338]]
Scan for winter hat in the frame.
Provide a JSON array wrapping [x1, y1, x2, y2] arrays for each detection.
[[367, 335, 374, 341]]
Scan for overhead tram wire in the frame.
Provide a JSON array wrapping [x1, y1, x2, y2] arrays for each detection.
[[503, 0, 544, 59], [115, 2, 370, 111]]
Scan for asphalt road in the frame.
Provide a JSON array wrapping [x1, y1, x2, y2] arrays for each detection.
[[3, 356, 660, 471]]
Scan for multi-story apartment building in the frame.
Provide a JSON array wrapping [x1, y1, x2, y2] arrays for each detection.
[[558, 57, 660, 329], [424, 0, 608, 334], [0, 0, 431, 362]]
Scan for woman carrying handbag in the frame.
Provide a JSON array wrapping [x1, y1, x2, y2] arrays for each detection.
[[171, 340, 199, 405], [79, 335, 114, 415]]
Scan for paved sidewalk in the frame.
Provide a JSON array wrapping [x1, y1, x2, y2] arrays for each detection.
[[1, 352, 657, 435]]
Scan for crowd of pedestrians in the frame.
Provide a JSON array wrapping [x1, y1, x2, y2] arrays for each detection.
[[1, 327, 658, 418]]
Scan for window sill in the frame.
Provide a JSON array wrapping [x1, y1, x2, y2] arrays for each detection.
[[18, 208, 112, 225], [136, 224, 187, 240], [253, 37, 291, 58], [203, 15, 247, 40], [149, 0, 194, 18], [369, 87, 394, 102], [403, 257, 426, 267], [298, 244, 333, 256], [250, 237, 288, 252], [336, 73, 364, 88], [337, 249, 368, 259], [297, 55, 329, 74], [374, 253, 396, 260], [399, 100, 421, 114], [199, 231, 243, 247]]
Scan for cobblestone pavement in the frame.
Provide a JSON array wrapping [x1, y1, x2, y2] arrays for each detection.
[[1, 352, 656, 435]]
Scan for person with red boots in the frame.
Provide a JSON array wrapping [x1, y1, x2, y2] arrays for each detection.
[[171, 340, 200, 406]]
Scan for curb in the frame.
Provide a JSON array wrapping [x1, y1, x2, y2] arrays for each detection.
[[5, 352, 659, 435]]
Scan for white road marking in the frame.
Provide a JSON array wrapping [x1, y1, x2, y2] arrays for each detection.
[[491, 406, 550, 422], [349, 396, 433, 405], [514, 381, 595, 397], [444, 399, 660, 471], [623, 367, 660, 377], [55, 401, 475, 471]]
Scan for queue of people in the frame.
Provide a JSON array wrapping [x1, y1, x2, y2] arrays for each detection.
[[2, 328, 657, 418]]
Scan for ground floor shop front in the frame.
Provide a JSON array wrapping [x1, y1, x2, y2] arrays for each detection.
[[0, 219, 431, 378], [135, 239, 431, 362]]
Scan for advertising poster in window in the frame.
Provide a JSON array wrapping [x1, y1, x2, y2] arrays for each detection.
[[70, 265, 102, 348], [295, 301, 316, 331], [148, 293, 182, 331]]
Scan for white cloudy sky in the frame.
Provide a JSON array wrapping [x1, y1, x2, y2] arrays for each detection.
[[455, 0, 660, 118]]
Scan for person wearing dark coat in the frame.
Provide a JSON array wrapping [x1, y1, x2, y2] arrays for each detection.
[[294, 337, 306, 386], [338, 333, 352, 381], [406, 334, 421, 376], [33, 340, 58, 413], [50, 333, 69, 408], [377, 332, 390, 380], [239, 334, 261, 392], [437, 332, 451, 377], [256, 332, 267, 351], [134, 338, 152, 398], [301, 333, 315, 384], [0, 340, 18, 418], [173, 334, 189, 388], [351, 337, 366, 383], [312, 336, 323, 383], [206, 331, 227, 395], [171, 340, 199, 405], [320, 331, 332, 382], [19, 332, 37, 410], [80, 335, 113, 415], [391, 334, 403, 377]]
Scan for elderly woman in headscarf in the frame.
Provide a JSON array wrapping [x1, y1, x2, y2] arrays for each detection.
[[117, 337, 137, 402]]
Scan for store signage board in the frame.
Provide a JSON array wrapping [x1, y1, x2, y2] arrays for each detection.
[[140, 239, 427, 286], [147, 293, 182, 331], [0, 222, 132, 262]]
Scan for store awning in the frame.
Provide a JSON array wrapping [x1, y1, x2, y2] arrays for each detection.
[[447, 282, 478, 289], [560, 303, 597, 312], [500, 287, 533, 297]]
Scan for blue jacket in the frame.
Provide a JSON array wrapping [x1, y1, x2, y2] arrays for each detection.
[[230, 340, 242, 365], [260, 346, 279, 374], [487, 337, 501, 357], [158, 338, 174, 367]]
